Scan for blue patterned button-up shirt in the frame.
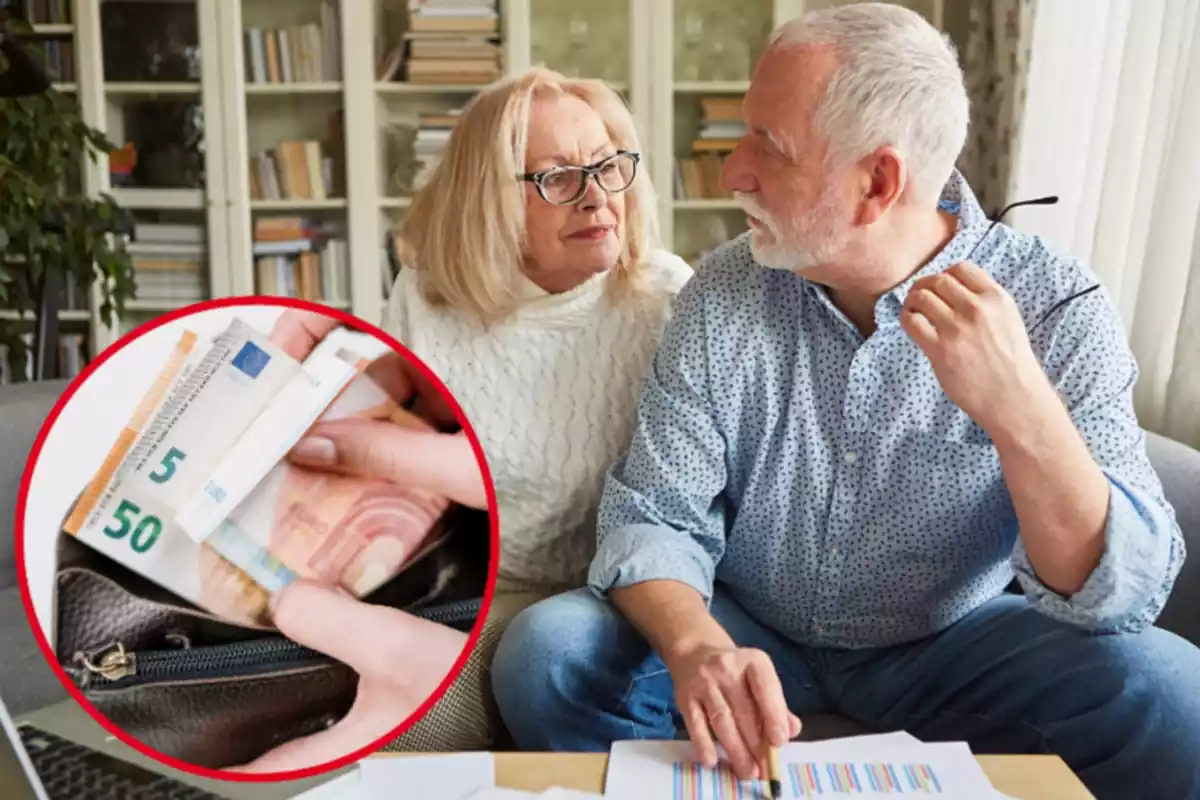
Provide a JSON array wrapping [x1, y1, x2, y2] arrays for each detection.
[[588, 171, 1184, 648]]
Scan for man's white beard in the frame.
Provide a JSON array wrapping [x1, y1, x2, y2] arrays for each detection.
[[735, 189, 848, 272]]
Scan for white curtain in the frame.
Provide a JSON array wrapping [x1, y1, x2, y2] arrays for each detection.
[[1009, 0, 1200, 449]]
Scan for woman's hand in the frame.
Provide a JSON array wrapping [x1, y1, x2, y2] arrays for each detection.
[[224, 310, 486, 772], [230, 580, 469, 773], [268, 309, 487, 509]]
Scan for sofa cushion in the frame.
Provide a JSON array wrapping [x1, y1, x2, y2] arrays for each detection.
[[0, 381, 70, 591], [0, 586, 67, 715], [1146, 431, 1200, 645]]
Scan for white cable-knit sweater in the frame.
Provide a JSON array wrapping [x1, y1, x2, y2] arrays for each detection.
[[381, 251, 693, 588]]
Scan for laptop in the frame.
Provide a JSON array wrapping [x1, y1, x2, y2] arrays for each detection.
[[0, 694, 225, 800]]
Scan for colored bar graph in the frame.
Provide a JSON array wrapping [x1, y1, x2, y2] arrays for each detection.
[[786, 761, 946, 796], [672, 761, 749, 800], [671, 760, 944, 799]]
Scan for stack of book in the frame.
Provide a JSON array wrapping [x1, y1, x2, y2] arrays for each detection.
[[253, 217, 350, 306], [250, 140, 336, 201], [127, 222, 207, 307], [386, 0, 501, 85], [412, 109, 460, 189], [244, 0, 341, 84], [674, 96, 745, 200]]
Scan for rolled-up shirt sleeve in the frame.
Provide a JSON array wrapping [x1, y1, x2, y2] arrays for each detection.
[[1013, 284, 1185, 633], [588, 273, 730, 605]]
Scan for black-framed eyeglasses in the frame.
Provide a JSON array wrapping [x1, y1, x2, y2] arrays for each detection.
[[518, 150, 640, 206]]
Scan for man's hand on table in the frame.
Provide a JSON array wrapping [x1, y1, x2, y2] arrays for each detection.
[[610, 581, 802, 781], [665, 642, 802, 781]]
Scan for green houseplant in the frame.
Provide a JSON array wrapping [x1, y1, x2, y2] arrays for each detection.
[[0, 20, 136, 381]]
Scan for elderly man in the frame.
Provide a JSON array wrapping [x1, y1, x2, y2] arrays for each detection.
[[490, 4, 1200, 797]]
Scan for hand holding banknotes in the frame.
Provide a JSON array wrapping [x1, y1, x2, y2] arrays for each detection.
[[227, 310, 484, 772], [270, 310, 488, 510]]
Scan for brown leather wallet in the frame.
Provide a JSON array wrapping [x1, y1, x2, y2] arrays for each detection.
[[49, 505, 490, 769]]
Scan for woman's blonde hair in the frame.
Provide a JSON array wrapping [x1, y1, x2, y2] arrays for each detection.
[[398, 66, 662, 324]]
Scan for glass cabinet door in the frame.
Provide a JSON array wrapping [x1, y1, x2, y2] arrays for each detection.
[[670, 0, 773, 266], [93, 0, 223, 334], [530, 0, 631, 87]]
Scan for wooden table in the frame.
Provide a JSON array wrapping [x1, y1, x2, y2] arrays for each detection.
[[13, 702, 1094, 799], [489, 752, 1096, 799]]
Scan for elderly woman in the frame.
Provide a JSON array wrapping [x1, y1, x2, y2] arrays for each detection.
[[235, 67, 688, 772], [370, 66, 691, 750]]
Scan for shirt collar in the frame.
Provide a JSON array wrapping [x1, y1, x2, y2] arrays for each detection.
[[801, 169, 993, 327]]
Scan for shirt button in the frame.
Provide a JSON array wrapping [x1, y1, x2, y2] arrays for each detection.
[[829, 546, 840, 557], [843, 451, 858, 464]]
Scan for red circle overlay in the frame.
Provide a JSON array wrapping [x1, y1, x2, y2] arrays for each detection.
[[14, 296, 500, 783]]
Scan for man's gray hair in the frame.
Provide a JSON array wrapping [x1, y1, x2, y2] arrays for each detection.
[[769, 3, 969, 203]]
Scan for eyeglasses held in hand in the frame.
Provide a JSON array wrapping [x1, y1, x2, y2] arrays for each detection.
[[963, 194, 1101, 335], [519, 151, 640, 206]]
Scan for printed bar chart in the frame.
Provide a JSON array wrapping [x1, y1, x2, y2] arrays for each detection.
[[670, 760, 946, 799], [789, 761, 944, 796], [673, 761, 752, 800]]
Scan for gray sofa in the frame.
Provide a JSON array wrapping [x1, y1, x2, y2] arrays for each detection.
[[2, 379, 1200, 737]]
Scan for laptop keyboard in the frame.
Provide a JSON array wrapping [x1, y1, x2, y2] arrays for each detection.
[[18, 724, 225, 800]]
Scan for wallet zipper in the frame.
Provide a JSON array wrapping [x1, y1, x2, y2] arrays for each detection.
[[76, 596, 485, 689], [76, 637, 330, 689], [408, 596, 482, 627]]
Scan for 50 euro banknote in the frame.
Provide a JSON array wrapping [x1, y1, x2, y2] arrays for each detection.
[[64, 318, 450, 626]]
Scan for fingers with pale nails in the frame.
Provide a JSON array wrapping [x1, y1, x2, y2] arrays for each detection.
[[268, 309, 342, 361], [289, 418, 487, 509], [269, 311, 454, 424]]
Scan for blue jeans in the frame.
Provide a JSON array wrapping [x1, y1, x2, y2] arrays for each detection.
[[491, 587, 1200, 800]]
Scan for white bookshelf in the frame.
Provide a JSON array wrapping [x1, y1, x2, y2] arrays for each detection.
[[250, 198, 348, 210], [245, 82, 343, 95], [0, 310, 91, 322], [110, 189, 206, 210], [102, 82, 202, 95], [375, 82, 489, 95], [60, 0, 944, 359], [674, 81, 752, 94], [31, 23, 74, 35], [675, 199, 744, 210]]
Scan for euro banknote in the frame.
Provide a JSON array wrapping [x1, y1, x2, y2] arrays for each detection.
[[64, 318, 451, 625], [178, 371, 451, 598]]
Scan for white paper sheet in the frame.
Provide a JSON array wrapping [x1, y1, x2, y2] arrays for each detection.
[[290, 753, 495, 799], [288, 769, 362, 799], [605, 739, 1001, 799], [462, 789, 604, 800], [805, 731, 921, 747]]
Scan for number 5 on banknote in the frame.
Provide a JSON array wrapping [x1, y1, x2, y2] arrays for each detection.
[[102, 499, 164, 554], [149, 447, 187, 484]]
